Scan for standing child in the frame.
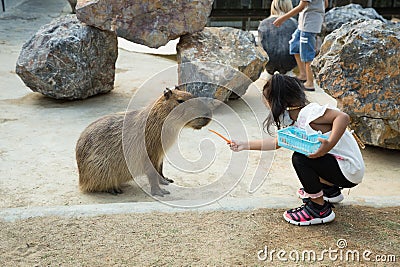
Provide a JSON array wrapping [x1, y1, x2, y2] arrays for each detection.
[[273, 0, 328, 91], [230, 74, 365, 226]]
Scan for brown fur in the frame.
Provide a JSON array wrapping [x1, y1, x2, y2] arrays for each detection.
[[76, 89, 211, 196]]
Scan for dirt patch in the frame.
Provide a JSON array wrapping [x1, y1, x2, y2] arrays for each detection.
[[1, 206, 399, 266]]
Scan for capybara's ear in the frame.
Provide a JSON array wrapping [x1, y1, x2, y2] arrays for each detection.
[[164, 88, 172, 99]]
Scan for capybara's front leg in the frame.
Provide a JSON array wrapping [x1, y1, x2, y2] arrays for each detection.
[[107, 187, 123, 195], [147, 168, 170, 197], [158, 162, 174, 185]]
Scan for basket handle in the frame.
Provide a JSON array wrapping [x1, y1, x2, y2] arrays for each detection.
[[347, 127, 365, 149]]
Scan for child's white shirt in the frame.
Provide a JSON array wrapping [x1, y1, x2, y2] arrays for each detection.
[[294, 103, 365, 184]]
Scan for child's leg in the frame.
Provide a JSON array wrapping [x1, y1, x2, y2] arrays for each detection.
[[299, 31, 317, 89], [294, 54, 306, 80], [289, 29, 306, 80], [320, 178, 333, 186], [304, 62, 314, 89], [283, 152, 355, 225], [291, 152, 356, 197]]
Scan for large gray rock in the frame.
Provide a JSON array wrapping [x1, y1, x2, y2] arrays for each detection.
[[75, 0, 213, 48], [177, 27, 268, 102], [16, 14, 118, 100], [258, 16, 297, 74], [324, 4, 386, 35], [312, 20, 400, 150]]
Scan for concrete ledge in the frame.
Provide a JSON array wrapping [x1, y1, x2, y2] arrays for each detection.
[[1, 196, 399, 222]]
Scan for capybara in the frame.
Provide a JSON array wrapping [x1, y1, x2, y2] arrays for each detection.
[[76, 88, 211, 196]]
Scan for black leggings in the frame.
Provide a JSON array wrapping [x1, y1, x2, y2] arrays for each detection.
[[292, 152, 357, 194]]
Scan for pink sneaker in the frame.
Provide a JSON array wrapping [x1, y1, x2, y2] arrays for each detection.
[[283, 201, 335, 226]]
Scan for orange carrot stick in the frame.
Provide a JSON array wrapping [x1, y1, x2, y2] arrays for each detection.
[[208, 129, 232, 144]]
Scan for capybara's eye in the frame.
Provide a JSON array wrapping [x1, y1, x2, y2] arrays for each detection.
[[177, 99, 185, 104]]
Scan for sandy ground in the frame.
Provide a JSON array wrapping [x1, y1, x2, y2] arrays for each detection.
[[1, 206, 399, 266], [0, 1, 400, 266]]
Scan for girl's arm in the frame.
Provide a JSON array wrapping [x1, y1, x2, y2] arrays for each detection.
[[230, 137, 279, 152], [273, 0, 308, 27], [308, 109, 350, 158]]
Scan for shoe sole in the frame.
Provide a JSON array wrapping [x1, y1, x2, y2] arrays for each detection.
[[283, 211, 336, 226]]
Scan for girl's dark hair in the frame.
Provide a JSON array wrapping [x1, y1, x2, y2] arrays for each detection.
[[263, 74, 308, 135]]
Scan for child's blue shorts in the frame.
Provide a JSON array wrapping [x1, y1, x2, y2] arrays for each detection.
[[289, 29, 317, 62]]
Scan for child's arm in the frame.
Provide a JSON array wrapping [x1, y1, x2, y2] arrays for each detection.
[[308, 109, 350, 158], [273, 0, 308, 27], [230, 138, 279, 152]]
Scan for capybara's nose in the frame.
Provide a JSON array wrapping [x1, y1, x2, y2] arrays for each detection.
[[199, 117, 211, 128]]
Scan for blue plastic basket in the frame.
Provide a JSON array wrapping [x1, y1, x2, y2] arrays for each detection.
[[277, 126, 328, 155]]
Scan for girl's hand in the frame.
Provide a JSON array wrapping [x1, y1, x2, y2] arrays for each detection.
[[308, 138, 332, 158], [229, 140, 249, 152], [273, 16, 286, 27]]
